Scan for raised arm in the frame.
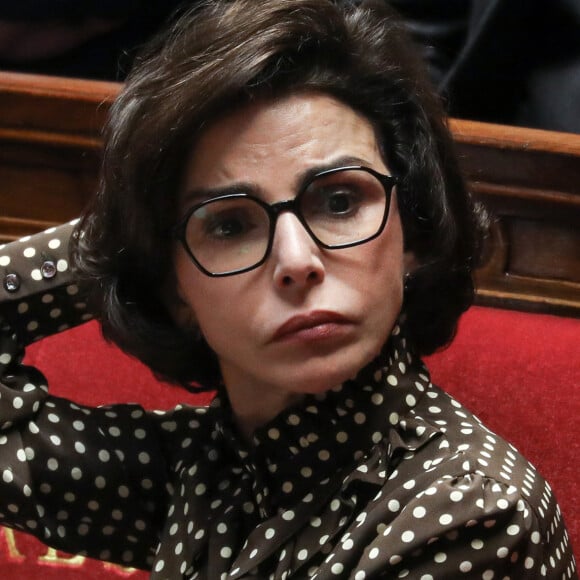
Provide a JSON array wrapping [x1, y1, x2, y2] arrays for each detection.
[[0, 222, 170, 570]]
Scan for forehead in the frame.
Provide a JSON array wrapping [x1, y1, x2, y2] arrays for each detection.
[[179, 92, 387, 199]]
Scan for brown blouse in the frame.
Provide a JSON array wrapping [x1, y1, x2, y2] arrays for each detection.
[[0, 223, 577, 579]]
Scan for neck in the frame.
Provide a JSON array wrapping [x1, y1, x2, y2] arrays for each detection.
[[227, 388, 305, 441]]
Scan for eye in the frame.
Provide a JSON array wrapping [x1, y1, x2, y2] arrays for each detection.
[[204, 210, 252, 239], [188, 196, 268, 247], [326, 190, 356, 214], [305, 186, 362, 218]]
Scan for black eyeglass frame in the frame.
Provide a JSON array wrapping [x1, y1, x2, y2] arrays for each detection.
[[172, 165, 399, 277]]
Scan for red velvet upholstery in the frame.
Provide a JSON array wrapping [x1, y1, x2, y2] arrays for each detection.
[[2, 306, 578, 577]]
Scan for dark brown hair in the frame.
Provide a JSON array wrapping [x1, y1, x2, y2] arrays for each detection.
[[73, 0, 486, 388]]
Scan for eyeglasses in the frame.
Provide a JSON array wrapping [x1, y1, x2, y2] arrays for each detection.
[[172, 165, 398, 277]]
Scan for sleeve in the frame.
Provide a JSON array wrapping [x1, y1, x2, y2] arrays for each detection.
[[0, 223, 170, 570], [0, 220, 93, 344], [360, 473, 578, 579]]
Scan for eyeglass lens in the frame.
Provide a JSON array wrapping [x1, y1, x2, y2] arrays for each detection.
[[183, 168, 390, 275]]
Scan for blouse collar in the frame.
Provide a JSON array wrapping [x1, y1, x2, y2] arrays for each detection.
[[209, 322, 431, 513]]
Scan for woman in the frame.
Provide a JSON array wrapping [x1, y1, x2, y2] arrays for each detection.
[[0, 0, 576, 578]]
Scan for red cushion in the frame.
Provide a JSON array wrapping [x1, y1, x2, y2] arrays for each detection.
[[2, 306, 578, 576], [426, 306, 579, 553]]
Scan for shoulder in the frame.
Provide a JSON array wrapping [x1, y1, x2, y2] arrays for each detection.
[[349, 384, 576, 577], [412, 384, 543, 496]]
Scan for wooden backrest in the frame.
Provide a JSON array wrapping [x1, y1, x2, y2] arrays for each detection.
[[1, 71, 579, 316]]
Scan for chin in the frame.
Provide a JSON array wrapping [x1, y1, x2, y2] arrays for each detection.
[[288, 349, 378, 395]]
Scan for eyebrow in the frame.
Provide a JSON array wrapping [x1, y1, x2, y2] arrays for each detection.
[[180, 154, 374, 206]]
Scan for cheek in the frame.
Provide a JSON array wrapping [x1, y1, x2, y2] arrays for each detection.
[[170, 250, 213, 328], [174, 259, 251, 349], [362, 214, 405, 320]]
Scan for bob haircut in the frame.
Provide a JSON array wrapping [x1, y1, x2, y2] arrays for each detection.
[[73, 0, 486, 389]]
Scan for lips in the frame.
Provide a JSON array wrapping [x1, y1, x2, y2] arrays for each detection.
[[272, 311, 351, 342]]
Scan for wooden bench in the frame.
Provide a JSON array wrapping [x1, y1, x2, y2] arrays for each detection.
[[1, 71, 579, 317], [0, 71, 579, 577]]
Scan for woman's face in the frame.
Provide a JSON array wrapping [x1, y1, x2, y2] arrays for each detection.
[[173, 93, 407, 431]]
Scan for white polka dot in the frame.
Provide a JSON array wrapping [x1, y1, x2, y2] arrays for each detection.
[[413, 506, 426, 518], [216, 522, 227, 534], [459, 561, 472, 572], [388, 499, 400, 512], [401, 530, 414, 543], [497, 498, 509, 510], [371, 393, 384, 405], [471, 539, 484, 550], [48, 239, 61, 250], [368, 547, 380, 559]]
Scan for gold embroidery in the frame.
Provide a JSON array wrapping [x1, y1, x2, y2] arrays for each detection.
[[103, 561, 141, 576], [38, 547, 85, 566], [2, 528, 26, 561], [1, 529, 140, 574]]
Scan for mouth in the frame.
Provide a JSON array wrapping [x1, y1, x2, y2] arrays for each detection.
[[272, 311, 353, 343]]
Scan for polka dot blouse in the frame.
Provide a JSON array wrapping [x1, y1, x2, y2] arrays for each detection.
[[0, 224, 577, 579]]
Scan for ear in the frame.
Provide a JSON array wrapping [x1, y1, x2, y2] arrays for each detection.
[[403, 250, 419, 276]]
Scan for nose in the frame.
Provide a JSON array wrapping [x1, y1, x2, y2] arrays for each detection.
[[271, 213, 325, 290]]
